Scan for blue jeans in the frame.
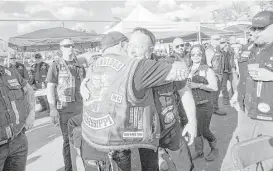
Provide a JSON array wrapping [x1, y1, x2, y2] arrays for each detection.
[[196, 102, 215, 142], [58, 102, 83, 171], [212, 78, 221, 111], [0, 132, 28, 171]]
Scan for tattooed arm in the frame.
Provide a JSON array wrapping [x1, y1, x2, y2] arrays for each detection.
[[23, 83, 35, 113], [23, 83, 36, 130], [165, 61, 190, 81]]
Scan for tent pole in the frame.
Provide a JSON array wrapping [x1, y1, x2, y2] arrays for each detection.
[[199, 23, 201, 44]]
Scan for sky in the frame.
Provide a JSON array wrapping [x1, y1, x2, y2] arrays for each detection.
[[0, 0, 262, 42]]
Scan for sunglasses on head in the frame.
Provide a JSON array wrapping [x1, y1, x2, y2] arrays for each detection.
[[250, 26, 267, 32], [62, 44, 75, 48], [175, 44, 184, 48]]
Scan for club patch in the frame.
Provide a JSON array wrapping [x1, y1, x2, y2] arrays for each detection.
[[258, 103, 270, 113], [123, 132, 143, 138], [5, 69, 11, 76], [83, 113, 115, 130], [110, 93, 123, 104]]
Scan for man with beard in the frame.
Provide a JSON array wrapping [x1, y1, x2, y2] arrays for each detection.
[[222, 11, 273, 171], [79, 29, 191, 171]]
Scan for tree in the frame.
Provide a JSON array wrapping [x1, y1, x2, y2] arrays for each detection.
[[212, 1, 251, 24], [258, 1, 273, 11]]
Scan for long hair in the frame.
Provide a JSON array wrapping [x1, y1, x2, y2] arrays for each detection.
[[188, 44, 207, 66]]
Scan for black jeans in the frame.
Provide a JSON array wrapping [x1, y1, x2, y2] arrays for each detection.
[[0, 132, 28, 171], [196, 102, 216, 142], [221, 72, 234, 102], [212, 78, 221, 111], [58, 102, 83, 171]]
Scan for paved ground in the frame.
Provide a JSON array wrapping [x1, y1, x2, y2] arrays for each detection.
[[26, 97, 237, 171]]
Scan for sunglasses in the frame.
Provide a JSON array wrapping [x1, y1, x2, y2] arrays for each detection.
[[250, 26, 267, 32], [191, 53, 202, 56], [62, 44, 75, 48], [175, 44, 184, 48]]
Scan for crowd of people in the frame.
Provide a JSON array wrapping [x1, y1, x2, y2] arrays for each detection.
[[1, 10, 273, 171]]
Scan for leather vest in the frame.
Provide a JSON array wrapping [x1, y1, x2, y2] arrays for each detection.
[[55, 58, 84, 107], [207, 45, 223, 80], [0, 67, 28, 145], [10, 62, 25, 79], [245, 43, 273, 121], [188, 65, 211, 105], [152, 82, 184, 139], [237, 43, 258, 110], [81, 54, 160, 152], [31, 62, 49, 84]]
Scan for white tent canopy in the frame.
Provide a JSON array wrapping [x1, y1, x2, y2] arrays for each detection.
[[105, 4, 231, 41], [105, 4, 202, 39]]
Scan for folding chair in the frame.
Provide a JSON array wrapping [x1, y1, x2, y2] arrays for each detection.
[[231, 135, 273, 170]]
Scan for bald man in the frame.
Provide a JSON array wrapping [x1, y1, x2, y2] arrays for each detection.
[[46, 39, 86, 171]]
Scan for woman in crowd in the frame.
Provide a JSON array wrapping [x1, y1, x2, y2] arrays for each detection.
[[186, 44, 219, 161]]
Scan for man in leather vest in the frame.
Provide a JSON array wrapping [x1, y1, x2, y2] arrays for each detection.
[[205, 35, 226, 116], [8, 54, 29, 80], [46, 39, 86, 171], [29, 53, 49, 112], [219, 38, 237, 105], [79, 29, 191, 171], [221, 11, 273, 171], [0, 60, 35, 170], [152, 56, 196, 171]]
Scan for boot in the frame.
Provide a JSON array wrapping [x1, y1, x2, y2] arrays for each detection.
[[214, 109, 227, 116], [205, 139, 219, 161], [191, 137, 204, 160]]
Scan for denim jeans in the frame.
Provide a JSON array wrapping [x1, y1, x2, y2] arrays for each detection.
[[58, 102, 83, 171], [0, 132, 28, 171], [221, 72, 234, 102], [81, 138, 131, 171], [196, 102, 216, 142], [212, 78, 221, 111]]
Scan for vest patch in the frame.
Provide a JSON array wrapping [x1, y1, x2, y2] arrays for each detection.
[[270, 57, 273, 61], [83, 113, 115, 130], [256, 115, 273, 121], [5, 69, 11, 76], [164, 112, 174, 124], [93, 57, 125, 72], [129, 107, 144, 129], [123, 131, 143, 138], [8, 79, 20, 87], [110, 93, 123, 104], [258, 103, 270, 113]]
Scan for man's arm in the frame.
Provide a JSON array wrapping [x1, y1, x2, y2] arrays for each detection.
[[47, 83, 57, 110], [165, 61, 190, 81], [178, 86, 197, 145], [23, 66, 29, 81], [179, 86, 196, 126], [23, 83, 35, 115], [205, 49, 214, 67]]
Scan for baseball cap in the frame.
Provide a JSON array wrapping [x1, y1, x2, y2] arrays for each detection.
[[211, 35, 221, 41], [101, 31, 128, 51], [252, 11, 273, 28]]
